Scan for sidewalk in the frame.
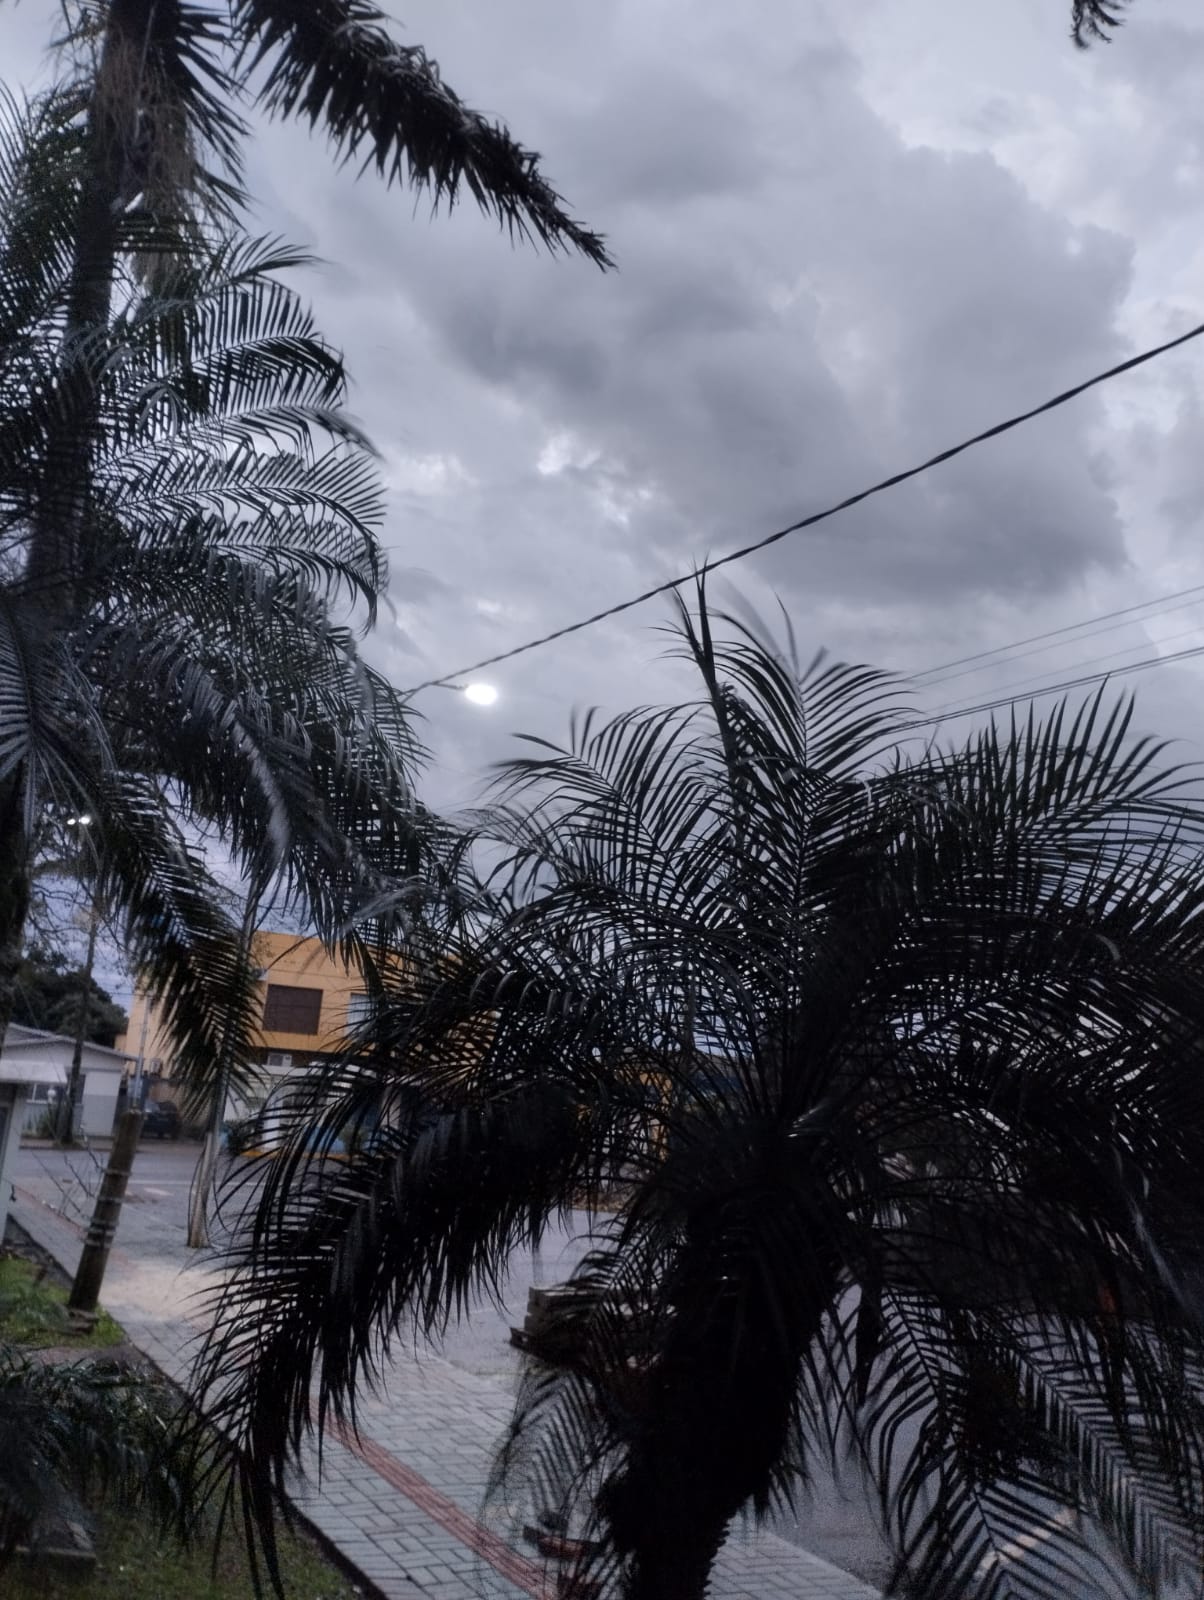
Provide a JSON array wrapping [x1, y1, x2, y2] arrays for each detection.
[[11, 1174, 881, 1600]]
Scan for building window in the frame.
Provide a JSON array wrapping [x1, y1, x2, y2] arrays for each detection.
[[345, 992, 373, 1030], [262, 984, 323, 1035]]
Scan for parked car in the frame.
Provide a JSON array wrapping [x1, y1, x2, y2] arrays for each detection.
[[141, 1100, 181, 1140]]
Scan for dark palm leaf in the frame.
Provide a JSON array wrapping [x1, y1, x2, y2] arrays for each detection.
[[0, 1344, 197, 1566], [46, 0, 608, 262], [1071, 0, 1132, 47], [232, 0, 611, 265]]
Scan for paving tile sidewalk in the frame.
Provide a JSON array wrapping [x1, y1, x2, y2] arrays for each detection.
[[10, 1176, 880, 1600]]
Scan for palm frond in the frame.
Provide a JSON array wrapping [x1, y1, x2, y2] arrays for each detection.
[[1071, 0, 1132, 47], [0, 1345, 197, 1565], [233, 0, 612, 267]]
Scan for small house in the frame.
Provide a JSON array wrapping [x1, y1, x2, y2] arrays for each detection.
[[0, 1023, 132, 1234]]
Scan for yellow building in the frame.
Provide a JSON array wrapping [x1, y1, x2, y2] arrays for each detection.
[[117, 930, 376, 1081]]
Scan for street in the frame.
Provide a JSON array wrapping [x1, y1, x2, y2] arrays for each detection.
[[10, 1141, 893, 1590], [19, 1142, 1183, 1598]]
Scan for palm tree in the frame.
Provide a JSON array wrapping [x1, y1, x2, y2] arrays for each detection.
[[200, 586, 1204, 1599], [25, 0, 609, 645], [1, 87, 424, 1102], [1071, 1, 1131, 46], [0, 1345, 198, 1567], [5, 0, 609, 1055]]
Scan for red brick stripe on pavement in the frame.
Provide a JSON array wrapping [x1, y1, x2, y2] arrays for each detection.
[[329, 1417, 553, 1599]]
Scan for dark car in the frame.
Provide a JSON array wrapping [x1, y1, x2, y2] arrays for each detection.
[[141, 1100, 181, 1140]]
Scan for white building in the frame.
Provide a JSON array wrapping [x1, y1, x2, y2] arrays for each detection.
[[0, 1024, 131, 1236]]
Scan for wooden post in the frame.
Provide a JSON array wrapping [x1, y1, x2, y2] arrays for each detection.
[[67, 1107, 142, 1315]]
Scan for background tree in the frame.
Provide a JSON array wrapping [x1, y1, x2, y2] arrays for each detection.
[[200, 587, 1204, 1600], [11, 943, 127, 1046]]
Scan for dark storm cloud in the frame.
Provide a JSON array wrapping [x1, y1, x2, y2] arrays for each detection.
[[367, 17, 1134, 619], [567, 69, 753, 206], [7, 0, 1204, 803]]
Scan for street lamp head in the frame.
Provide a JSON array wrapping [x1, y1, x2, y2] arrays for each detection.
[[463, 682, 499, 707]]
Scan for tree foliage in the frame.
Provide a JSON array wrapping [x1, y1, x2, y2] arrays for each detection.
[[0, 1347, 196, 1568], [11, 944, 127, 1046], [49, 0, 610, 264], [198, 587, 1204, 1599], [0, 87, 425, 1106], [1071, 0, 1132, 47], [2, 0, 607, 1089]]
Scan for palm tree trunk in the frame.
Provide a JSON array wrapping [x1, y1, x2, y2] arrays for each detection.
[[623, 1519, 728, 1600], [603, 1338, 791, 1600], [27, 0, 148, 604], [14, 5, 152, 997], [603, 1237, 841, 1600]]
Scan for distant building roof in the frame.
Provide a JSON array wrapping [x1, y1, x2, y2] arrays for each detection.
[[1, 1023, 133, 1068]]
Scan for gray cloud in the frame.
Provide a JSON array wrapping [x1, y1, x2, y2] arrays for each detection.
[[341, 9, 1134, 621], [7, 0, 1204, 810]]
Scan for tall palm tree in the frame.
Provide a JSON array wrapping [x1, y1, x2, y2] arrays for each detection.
[[4, 0, 608, 1060], [1, 87, 424, 1099], [200, 587, 1204, 1599], [24, 0, 609, 640]]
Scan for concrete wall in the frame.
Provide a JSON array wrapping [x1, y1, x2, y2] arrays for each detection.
[[0, 1084, 28, 1236], [80, 1070, 122, 1138]]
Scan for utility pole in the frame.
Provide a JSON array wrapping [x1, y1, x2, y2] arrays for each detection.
[[130, 997, 151, 1107], [57, 877, 99, 1145]]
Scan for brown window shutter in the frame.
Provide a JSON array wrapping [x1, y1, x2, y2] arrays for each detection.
[[262, 984, 323, 1035]]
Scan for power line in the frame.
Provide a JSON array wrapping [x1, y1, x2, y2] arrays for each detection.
[[404, 314, 1204, 695], [923, 619, 1204, 717], [917, 595, 1204, 695], [911, 583, 1204, 687], [901, 639, 1204, 734]]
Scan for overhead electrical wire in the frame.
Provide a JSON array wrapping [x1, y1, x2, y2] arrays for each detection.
[[923, 618, 1204, 717], [404, 313, 1204, 695], [901, 640, 1204, 735], [911, 583, 1204, 689]]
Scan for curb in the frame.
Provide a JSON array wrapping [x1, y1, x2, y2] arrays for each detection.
[[8, 1188, 396, 1600]]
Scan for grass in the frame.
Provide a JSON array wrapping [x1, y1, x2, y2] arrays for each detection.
[[0, 1256, 124, 1348], [6, 1504, 364, 1599], [0, 1253, 364, 1599]]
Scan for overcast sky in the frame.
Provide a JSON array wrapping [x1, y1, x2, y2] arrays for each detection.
[[8, 0, 1204, 820]]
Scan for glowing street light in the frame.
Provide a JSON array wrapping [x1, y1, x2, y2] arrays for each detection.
[[463, 682, 499, 707]]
